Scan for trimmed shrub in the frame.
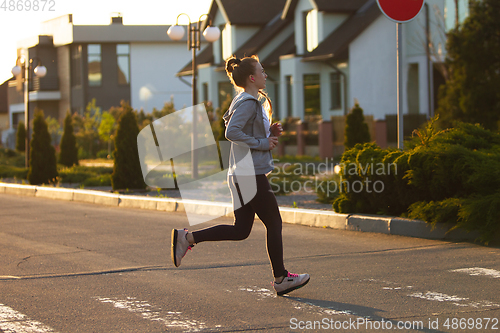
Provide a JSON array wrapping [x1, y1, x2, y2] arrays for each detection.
[[96, 150, 109, 159], [58, 165, 113, 184], [332, 118, 500, 243], [315, 173, 341, 204], [344, 103, 371, 150], [27, 110, 58, 185], [82, 174, 112, 187], [59, 112, 79, 167], [16, 121, 26, 152], [111, 103, 146, 190], [0, 165, 28, 179]]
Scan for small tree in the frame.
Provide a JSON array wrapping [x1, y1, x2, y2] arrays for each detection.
[[344, 103, 371, 150], [28, 109, 58, 185], [111, 102, 146, 190], [98, 111, 116, 158], [59, 112, 79, 167], [436, 0, 500, 131], [73, 99, 101, 158], [16, 121, 26, 152], [46, 116, 62, 147]]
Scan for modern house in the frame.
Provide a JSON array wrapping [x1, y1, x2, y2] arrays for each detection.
[[3, 14, 205, 148], [0, 79, 10, 139], [3, 0, 468, 153], [177, 0, 455, 147]]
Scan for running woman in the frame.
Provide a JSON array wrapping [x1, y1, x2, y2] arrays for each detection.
[[171, 55, 309, 296]]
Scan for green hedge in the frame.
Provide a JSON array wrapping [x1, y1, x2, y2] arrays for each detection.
[[58, 165, 113, 184], [332, 120, 500, 243]]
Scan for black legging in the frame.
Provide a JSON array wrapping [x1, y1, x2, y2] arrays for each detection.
[[192, 174, 286, 278]]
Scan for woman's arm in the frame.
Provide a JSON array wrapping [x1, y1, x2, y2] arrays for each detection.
[[225, 100, 270, 151]]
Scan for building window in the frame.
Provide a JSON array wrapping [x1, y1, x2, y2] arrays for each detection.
[[285, 76, 293, 118], [72, 45, 82, 87], [117, 44, 130, 85], [304, 74, 320, 116], [218, 82, 233, 108], [330, 72, 341, 110], [88, 44, 102, 87]]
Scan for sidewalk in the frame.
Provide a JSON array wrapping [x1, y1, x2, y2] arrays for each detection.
[[0, 181, 479, 241]]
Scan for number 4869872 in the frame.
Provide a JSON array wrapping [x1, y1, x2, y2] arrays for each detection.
[[1, 0, 56, 11]]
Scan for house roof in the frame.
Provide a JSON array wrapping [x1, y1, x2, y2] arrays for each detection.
[[261, 33, 296, 67], [178, 11, 293, 76], [314, 0, 371, 13], [302, 0, 381, 62], [231, 13, 292, 59], [282, 0, 369, 19], [176, 44, 214, 77], [208, 0, 288, 26]]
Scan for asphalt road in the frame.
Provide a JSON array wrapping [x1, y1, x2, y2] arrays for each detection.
[[0, 193, 499, 333]]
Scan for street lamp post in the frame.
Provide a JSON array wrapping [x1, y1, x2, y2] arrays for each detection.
[[12, 56, 47, 168], [167, 14, 220, 179]]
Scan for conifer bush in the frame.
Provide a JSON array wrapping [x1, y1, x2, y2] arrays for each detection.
[[332, 118, 500, 243], [59, 112, 79, 167], [344, 103, 371, 150], [16, 121, 26, 152], [27, 110, 58, 185], [111, 103, 146, 190]]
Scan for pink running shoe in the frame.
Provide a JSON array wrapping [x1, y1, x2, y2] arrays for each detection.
[[171, 228, 194, 267], [273, 272, 310, 296]]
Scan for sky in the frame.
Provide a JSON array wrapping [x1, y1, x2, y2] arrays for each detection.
[[0, 0, 213, 83]]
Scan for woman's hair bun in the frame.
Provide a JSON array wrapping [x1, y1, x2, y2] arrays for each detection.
[[226, 57, 242, 73]]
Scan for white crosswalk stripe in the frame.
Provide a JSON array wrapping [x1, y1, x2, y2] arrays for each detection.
[[450, 267, 500, 278], [93, 296, 208, 331], [0, 304, 57, 333]]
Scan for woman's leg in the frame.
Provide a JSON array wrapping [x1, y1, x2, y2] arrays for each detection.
[[248, 175, 286, 278], [190, 174, 286, 278], [192, 175, 255, 243]]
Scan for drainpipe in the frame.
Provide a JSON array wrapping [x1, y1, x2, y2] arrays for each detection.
[[324, 62, 348, 116]]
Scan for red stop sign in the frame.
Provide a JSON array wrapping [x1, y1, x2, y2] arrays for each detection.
[[377, 0, 425, 23]]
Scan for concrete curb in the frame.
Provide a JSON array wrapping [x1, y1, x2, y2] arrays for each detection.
[[0, 182, 479, 241]]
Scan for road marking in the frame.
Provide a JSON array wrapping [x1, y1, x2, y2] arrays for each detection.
[[408, 291, 500, 308], [408, 292, 469, 303], [238, 286, 276, 300], [0, 303, 57, 333], [93, 296, 207, 331], [239, 286, 362, 317], [288, 299, 356, 317], [450, 267, 500, 278], [360, 278, 500, 309]]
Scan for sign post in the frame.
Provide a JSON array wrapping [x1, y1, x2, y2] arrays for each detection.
[[376, 0, 425, 150]]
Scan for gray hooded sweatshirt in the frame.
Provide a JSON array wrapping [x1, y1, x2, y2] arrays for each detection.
[[222, 92, 274, 176]]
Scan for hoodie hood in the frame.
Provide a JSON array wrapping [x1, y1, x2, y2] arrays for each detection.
[[222, 92, 260, 127]]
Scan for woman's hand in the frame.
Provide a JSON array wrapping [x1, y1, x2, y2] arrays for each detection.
[[270, 123, 283, 137], [268, 136, 279, 150]]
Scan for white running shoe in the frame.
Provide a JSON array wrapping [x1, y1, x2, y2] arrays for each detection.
[[171, 228, 193, 267], [273, 272, 310, 296]]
